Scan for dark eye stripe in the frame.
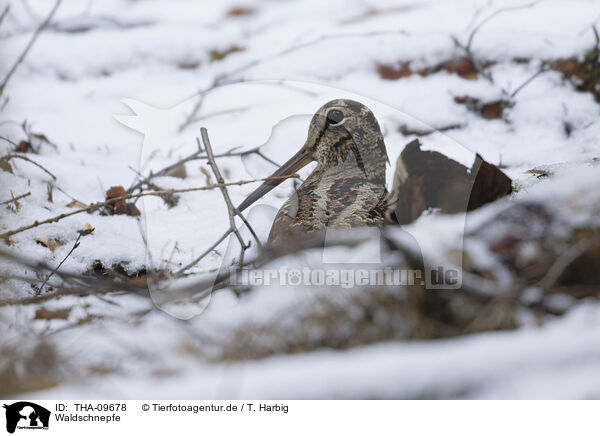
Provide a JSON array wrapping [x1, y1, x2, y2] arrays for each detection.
[[330, 130, 353, 149]]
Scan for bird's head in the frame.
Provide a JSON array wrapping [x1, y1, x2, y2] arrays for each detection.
[[306, 99, 387, 171], [238, 99, 388, 212]]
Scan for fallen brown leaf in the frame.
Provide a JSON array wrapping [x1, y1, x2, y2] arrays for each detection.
[[36, 238, 64, 252], [66, 200, 88, 209], [209, 45, 245, 62], [165, 163, 187, 179], [444, 57, 478, 79], [77, 223, 95, 236], [454, 95, 480, 105], [105, 186, 140, 216], [15, 140, 33, 153], [0, 157, 13, 173], [554, 58, 579, 79], [481, 100, 505, 119], [34, 307, 71, 320], [177, 61, 201, 70], [226, 7, 255, 17], [376, 62, 413, 80], [454, 96, 508, 120]]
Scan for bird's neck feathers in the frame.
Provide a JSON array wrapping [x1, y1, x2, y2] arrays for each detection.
[[312, 140, 387, 185]]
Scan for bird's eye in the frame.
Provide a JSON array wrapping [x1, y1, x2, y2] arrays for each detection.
[[326, 109, 344, 126]]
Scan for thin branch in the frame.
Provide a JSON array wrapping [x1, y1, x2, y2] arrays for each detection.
[[250, 149, 281, 168], [0, 95, 9, 111], [0, 135, 20, 148], [202, 127, 246, 244], [35, 234, 81, 296], [535, 239, 592, 292], [173, 132, 272, 277], [1, 191, 30, 205], [179, 30, 409, 130], [3, 154, 57, 179], [126, 147, 206, 194], [0, 174, 298, 240], [449, 34, 494, 83], [174, 230, 232, 277], [10, 191, 20, 210], [0, 5, 10, 28], [183, 106, 251, 127], [127, 143, 280, 195], [450, 2, 541, 84], [508, 65, 551, 99], [54, 185, 82, 203], [465, 1, 540, 52], [174, 128, 261, 283], [0, 0, 63, 99]]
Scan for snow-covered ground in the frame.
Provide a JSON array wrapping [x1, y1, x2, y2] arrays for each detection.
[[29, 303, 600, 399], [0, 0, 599, 399]]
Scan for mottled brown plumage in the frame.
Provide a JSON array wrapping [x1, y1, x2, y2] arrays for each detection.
[[238, 99, 389, 244]]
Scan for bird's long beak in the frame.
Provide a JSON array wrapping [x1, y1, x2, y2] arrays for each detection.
[[237, 146, 314, 212]]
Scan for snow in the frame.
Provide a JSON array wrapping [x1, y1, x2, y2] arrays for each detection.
[[1, 0, 599, 399], [28, 304, 600, 399]]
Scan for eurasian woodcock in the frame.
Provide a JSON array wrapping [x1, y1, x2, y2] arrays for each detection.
[[237, 99, 389, 244]]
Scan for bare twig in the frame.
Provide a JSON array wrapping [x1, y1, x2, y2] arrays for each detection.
[[0, 95, 9, 111], [0, 135, 20, 148], [465, 1, 540, 52], [127, 147, 206, 194], [9, 191, 20, 210], [250, 149, 281, 168], [179, 30, 409, 130], [535, 239, 592, 292], [54, 185, 82, 203], [35, 234, 82, 296], [449, 35, 494, 83], [450, 1, 541, 84], [0, 5, 10, 28], [0, 0, 63, 99], [1, 191, 30, 206], [46, 183, 53, 202], [127, 143, 280, 196], [508, 65, 551, 99], [184, 106, 251, 127], [0, 174, 298, 241], [173, 128, 262, 280], [3, 154, 57, 179], [175, 230, 232, 277], [201, 129, 243, 240]]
